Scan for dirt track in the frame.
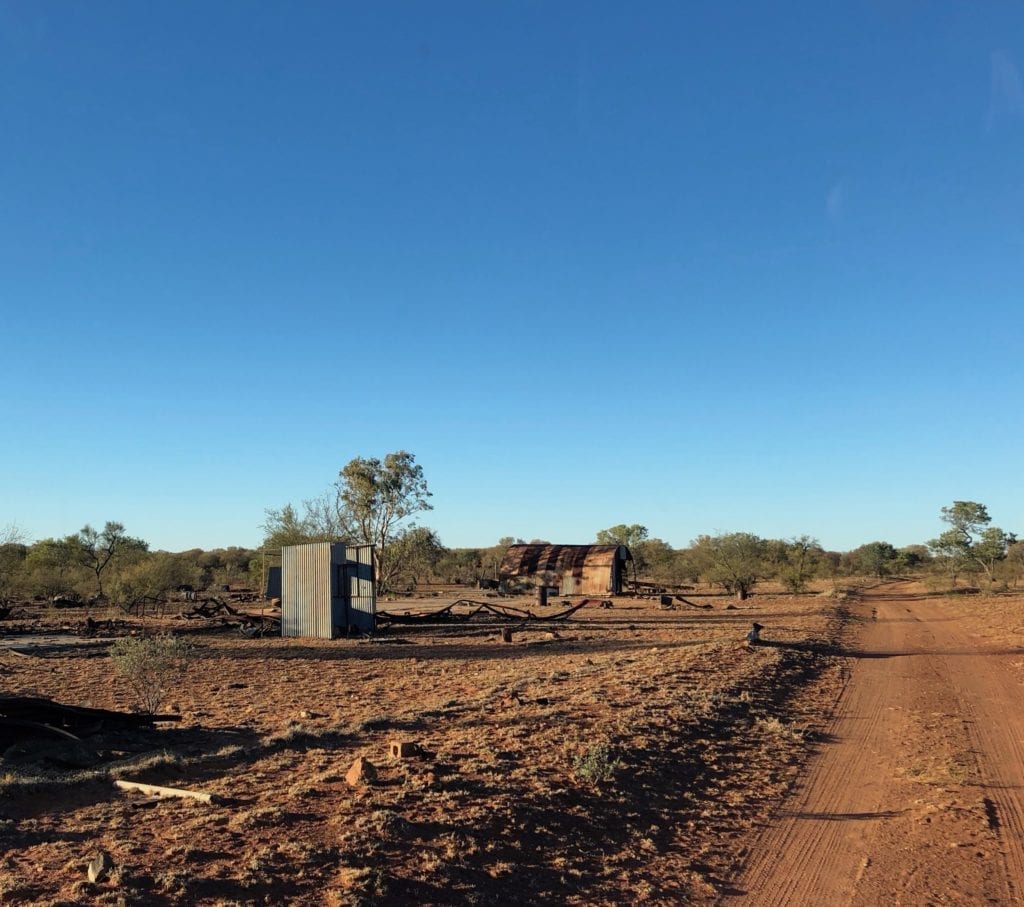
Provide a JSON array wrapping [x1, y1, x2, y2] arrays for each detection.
[[723, 581, 1024, 905]]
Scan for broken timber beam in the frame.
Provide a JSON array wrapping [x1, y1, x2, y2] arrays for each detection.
[[115, 779, 218, 805]]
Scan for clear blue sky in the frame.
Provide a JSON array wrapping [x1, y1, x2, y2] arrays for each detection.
[[2, 2, 1022, 553]]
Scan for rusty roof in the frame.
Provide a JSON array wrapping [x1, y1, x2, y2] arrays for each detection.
[[498, 544, 632, 577]]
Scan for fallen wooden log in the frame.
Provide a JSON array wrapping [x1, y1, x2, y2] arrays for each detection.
[[115, 779, 217, 805]]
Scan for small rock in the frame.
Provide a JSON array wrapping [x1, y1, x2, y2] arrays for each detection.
[[87, 851, 114, 883], [346, 756, 376, 786]]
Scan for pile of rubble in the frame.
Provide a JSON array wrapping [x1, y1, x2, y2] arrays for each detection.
[[178, 597, 281, 637], [0, 696, 179, 750]]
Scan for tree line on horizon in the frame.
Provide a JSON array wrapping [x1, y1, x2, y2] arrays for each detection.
[[2, 450, 1021, 606]]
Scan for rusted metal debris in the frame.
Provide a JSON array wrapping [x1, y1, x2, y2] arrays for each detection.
[[178, 597, 281, 636], [0, 696, 180, 749], [377, 598, 610, 627], [675, 595, 714, 610]]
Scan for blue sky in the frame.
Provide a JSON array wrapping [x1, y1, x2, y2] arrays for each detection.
[[2, 2, 1022, 553]]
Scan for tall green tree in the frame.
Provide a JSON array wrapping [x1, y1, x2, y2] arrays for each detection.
[[633, 538, 699, 587], [261, 503, 327, 550], [337, 451, 432, 590], [928, 501, 1011, 585], [847, 541, 899, 578], [691, 532, 766, 600], [383, 526, 445, 591], [23, 538, 83, 598], [263, 450, 434, 594], [595, 524, 649, 548], [777, 535, 824, 593], [72, 522, 148, 598]]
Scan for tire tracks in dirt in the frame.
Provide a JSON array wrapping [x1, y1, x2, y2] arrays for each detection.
[[720, 581, 1016, 906], [935, 602, 1024, 902]]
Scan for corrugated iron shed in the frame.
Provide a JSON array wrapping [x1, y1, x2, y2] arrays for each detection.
[[499, 544, 632, 595], [281, 542, 376, 639]]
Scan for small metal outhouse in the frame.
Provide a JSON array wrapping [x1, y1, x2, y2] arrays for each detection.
[[280, 542, 376, 638]]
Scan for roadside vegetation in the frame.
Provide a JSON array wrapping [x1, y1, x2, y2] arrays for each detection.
[[2, 463, 1021, 613]]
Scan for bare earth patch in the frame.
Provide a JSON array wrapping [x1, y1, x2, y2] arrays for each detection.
[[0, 588, 857, 905]]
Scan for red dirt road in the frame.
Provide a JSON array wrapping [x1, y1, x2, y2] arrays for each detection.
[[723, 582, 1024, 905]]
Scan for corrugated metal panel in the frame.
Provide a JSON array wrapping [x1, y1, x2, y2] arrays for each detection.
[[580, 565, 612, 594], [281, 542, 343, 638], [265, 566, 282, 600], [560, 573, 582, 595], [499, 544, 630, 575], [330, 543, 347, 635], [501, 544, 630, 595], [346, 544, 376, 632]]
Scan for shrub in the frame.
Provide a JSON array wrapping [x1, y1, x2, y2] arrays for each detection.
[[573, 742, 621, 784], [109, 634, 194, 713]]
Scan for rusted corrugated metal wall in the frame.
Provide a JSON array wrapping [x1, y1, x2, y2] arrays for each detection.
[[577, 565, 612, 595], [499, 544, 631, 595], [346, 544, 376, 632], [281, 542, 344, 638]]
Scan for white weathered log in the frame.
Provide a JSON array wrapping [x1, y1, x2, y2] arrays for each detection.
[[114, 779, 217, 804]]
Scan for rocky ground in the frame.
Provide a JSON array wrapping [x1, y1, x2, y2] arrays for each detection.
[[0, 585, 857, 905]]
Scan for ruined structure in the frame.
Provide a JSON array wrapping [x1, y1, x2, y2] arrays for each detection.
[[498, 544, 632, 595]]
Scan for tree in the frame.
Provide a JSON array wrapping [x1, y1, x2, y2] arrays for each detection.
[[336, 451, 432, 592], [383, 527, 445, 591], [263, 451, 434, 595], [1001, 541, 1024, 588], [847, 541, 898, 578], [260, 503, 326, 550], [974, 527, 1014, 579], [72, 522, 148, 598], [434, 548, 483, 584], [1, 523, 26, 546], [0, 541, 28, 603], [632, 538, 699, 587], [108, 553, 198, 616], [895, 545, 930, 572], [595, 524, 648, 548], [928, 501, 1011, 585], [23, 538, 84, 598], [479, 537, 523, 580], [691, 532, 766, 600], [777, 536, 824, 593]]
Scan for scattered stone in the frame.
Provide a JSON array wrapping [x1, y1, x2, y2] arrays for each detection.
[[346, 756, 377, 786], [87, 851, 114, 883]]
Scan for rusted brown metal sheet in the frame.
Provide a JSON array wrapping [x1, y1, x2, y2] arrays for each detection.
[[499, 545, 632, 595]]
